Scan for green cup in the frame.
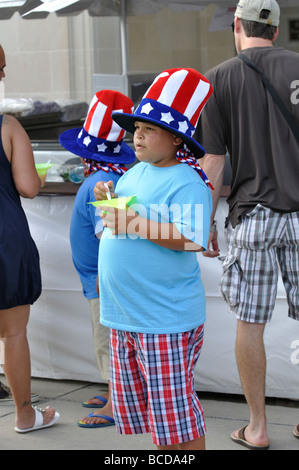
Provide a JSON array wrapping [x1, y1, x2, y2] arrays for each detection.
[[89, 195, 136, 211], [35, 163, 53, 187]]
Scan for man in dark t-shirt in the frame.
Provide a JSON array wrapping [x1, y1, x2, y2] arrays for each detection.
[[196, 0, 299, 450]]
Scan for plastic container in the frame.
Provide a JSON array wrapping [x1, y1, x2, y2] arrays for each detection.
[[35, 163, 53, 187], [69, 164, 85, 184], [59, 164, 85, 184]]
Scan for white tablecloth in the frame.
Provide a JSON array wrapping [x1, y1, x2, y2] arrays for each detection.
[[2, 195, 298, 399]]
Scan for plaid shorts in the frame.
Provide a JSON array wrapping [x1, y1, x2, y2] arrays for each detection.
[[110, 325, 205, 446], [221, 205, 299, 323]]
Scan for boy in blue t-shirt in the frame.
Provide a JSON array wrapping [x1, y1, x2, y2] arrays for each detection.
[[59, 90, 135, 428], [94, 69, 213, 449]]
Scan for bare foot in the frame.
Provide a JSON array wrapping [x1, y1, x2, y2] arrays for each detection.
[[231, 425, 270, 450], [79, 400, 114, 426], [83, 394, 108, 407], [15, 406, 57, 431]]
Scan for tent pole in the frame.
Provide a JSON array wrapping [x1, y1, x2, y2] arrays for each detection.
[[120, 0, 129, 95]]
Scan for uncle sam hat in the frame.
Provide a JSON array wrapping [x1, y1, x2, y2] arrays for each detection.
[[112, 68, 213, 159], [59, 90, 136, 165]]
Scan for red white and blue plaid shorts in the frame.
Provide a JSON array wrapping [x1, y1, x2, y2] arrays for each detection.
[[109, 325, 206, 446]]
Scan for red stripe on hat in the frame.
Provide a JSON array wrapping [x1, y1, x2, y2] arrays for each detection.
[[88, 102, 111, 139], [118, 127, 126, 141], [84, 95, 99, 133], [98, 107, 113, 140], [171, 70, 201, 117], [107, 108, 126, 141], [190, 81, 213, 126]]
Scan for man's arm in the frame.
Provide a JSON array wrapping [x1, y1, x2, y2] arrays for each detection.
[[201, 153, 226, 258]]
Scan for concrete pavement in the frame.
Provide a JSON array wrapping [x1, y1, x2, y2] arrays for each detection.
[[0, 376, 298, 451]]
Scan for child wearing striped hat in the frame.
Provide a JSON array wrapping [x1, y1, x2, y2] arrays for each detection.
[[94, 69, 213, 449], [59, 90, 135, 429]]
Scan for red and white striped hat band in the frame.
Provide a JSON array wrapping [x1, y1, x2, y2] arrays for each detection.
[[59, 90, 136, 165], [112, 68, 213, 158]]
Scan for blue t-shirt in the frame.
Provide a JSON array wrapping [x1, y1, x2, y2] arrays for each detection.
[[70, 170, 121, 299], [98, 162, 212, 333]]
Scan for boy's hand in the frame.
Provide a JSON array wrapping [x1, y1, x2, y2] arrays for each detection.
[[94, 180, 116, 201], [100, 206, 138, 235], [100, 207, 204, 252]]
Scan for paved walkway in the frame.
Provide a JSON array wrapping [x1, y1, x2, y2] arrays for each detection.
[[0, 376, 298, 451]]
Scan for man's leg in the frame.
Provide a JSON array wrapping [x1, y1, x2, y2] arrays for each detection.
[[232, 320, 270, 447]]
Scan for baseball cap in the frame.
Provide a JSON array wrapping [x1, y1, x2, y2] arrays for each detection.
[[235, 0, 280, 27]]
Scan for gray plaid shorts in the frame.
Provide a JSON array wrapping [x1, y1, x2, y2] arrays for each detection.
[[220, 204, 299, 323]]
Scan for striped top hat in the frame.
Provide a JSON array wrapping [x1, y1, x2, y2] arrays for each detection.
[[59, 90, 136, 165], [112, 68, 213, 159]]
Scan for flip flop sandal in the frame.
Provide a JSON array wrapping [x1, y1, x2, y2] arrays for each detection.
[[78, 413, 115, 428], [231, 426, 270, 450], [14, 406, 60, 433], [82, 395, 108, 408], [293, 425, 299, 439]]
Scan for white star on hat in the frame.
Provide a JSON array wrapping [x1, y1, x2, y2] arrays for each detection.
[[113, 144, 121, 153], [97, 143, 107, 153], [141, 102, 154, 115], [161, 112, 174, 125], [178, 120, 189, 133], [83, 136, 92, 147]]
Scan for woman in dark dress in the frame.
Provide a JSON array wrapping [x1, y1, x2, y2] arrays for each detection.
[[0, 45, 59, 433]]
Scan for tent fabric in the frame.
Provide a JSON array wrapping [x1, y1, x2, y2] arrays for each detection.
[[0, 0, 297, 20], [1, 195, 297, 400]]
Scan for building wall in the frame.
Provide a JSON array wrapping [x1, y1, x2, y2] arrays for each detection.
[[1, 5, 299, 104], [2, 13, 70, 101], [128, 5, 235, 74], [1, 11, 121, 103]]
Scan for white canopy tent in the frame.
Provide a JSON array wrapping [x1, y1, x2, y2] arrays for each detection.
[[0, 0, 298, 83], [0, 0, 298, 19]]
